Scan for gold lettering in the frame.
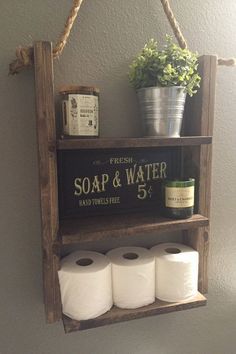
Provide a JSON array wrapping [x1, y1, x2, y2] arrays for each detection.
[[91, 175, 101, 193], [74, 178, 82, 196], [136, 165, 145, 183], [137, 184, 147, 200], [152, 163, 160, 179], [160, 162, 167, 178], [92, 197, 120, 205], [145, 164, 153, 181], [82, 177, 90, 194], [79, 199, 91, 206], [125, 164, 136, 185], [110, 157, 133, 164], [75, 174, 109, 197], [101, 174, 109, 191], [75, 161, 167, 198]]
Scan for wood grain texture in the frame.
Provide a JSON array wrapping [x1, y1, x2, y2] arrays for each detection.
[[183, 55, 217, 293], [34, 41, 61, 323], [63, 292, 207, 333], [60, 213, 209, 244], [57, 136, 212, 150], [33, 48, 215, 328]]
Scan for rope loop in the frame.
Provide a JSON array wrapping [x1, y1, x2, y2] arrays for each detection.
[[8, 0, 236, 74], [9, 47, 33, 75]]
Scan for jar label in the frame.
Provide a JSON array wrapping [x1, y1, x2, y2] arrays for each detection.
[[165, 186, 194, 208], [67, 94, 99, 136]]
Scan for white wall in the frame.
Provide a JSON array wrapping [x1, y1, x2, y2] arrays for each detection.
[[1, 1, 236, 353]]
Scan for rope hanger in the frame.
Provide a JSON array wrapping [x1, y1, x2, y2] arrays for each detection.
[[9, 0, 236, 75]]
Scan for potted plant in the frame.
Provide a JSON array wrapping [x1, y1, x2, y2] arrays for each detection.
[[129, 36, 201, 137]]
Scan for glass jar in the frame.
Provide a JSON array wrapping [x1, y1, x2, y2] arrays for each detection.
[[163, 178, 195, 219], [59, 85, 99, 137]]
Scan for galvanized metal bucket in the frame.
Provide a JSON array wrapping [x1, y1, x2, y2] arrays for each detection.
[[137, 86, 186, 137]]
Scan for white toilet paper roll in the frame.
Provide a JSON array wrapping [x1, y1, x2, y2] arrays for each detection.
[[58, 251, 113, 321], [107, 247, 155, 309], [151, 243, 199, 302]]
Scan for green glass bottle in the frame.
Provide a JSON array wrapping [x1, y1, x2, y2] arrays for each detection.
[[163, 178, 195, 219]]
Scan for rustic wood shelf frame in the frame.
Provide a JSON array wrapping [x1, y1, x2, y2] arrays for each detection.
[[33, 41, 216, 329]]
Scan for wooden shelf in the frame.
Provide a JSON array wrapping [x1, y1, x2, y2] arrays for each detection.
[[60, 213, 209, 244], [33, 43, 216, 325], [62, 292, 207, 333], [57, 136, 212, 150]]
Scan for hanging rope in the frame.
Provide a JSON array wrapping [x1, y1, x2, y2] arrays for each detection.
[[9, 0, 84, 74], [9, 46, 34, 75], [160, 0, 236, 67], [8, 0, 236, 75], [160, 0, 187, 49], [53, 0, 84, 58]]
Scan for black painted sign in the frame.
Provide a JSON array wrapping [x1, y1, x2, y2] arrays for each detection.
[[58, 147, 180, 218]]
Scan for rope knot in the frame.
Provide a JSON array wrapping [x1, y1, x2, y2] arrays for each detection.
[[16, 47, 33, 66], [218, 57, 236, 66], [9, 46, 34, 75]]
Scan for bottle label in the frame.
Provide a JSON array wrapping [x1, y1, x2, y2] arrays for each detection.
[[67, 94, 99, 136], [165, 186, 194, 208]]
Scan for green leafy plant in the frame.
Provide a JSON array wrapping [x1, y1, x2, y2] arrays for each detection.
[[129, 36, 201, 96]]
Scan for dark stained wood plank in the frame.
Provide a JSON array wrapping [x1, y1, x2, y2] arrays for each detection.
[[183, 55, 217, 293], [34, 41, 61, 323], [57, 136, 212, 150], [60, 213, 209, 244], [63, 292, 206, 333]]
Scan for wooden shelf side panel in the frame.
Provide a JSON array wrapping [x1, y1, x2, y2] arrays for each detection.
[[183, 55, 217, 293], [34, 41, 61, 323]]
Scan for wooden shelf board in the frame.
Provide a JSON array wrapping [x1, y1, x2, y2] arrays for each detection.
[[62, 292, 207, 333], [60, 213, 209, 245], [57, 136, 212, 150]]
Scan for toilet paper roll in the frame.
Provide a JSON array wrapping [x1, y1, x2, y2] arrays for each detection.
[[151, 243, 199, 302], [58, 251, 113, 321], [107, 247, 155, 309]]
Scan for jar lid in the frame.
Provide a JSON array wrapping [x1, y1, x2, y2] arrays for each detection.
[[164, 178, 195, 187], [59, 85, 100, 95]]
